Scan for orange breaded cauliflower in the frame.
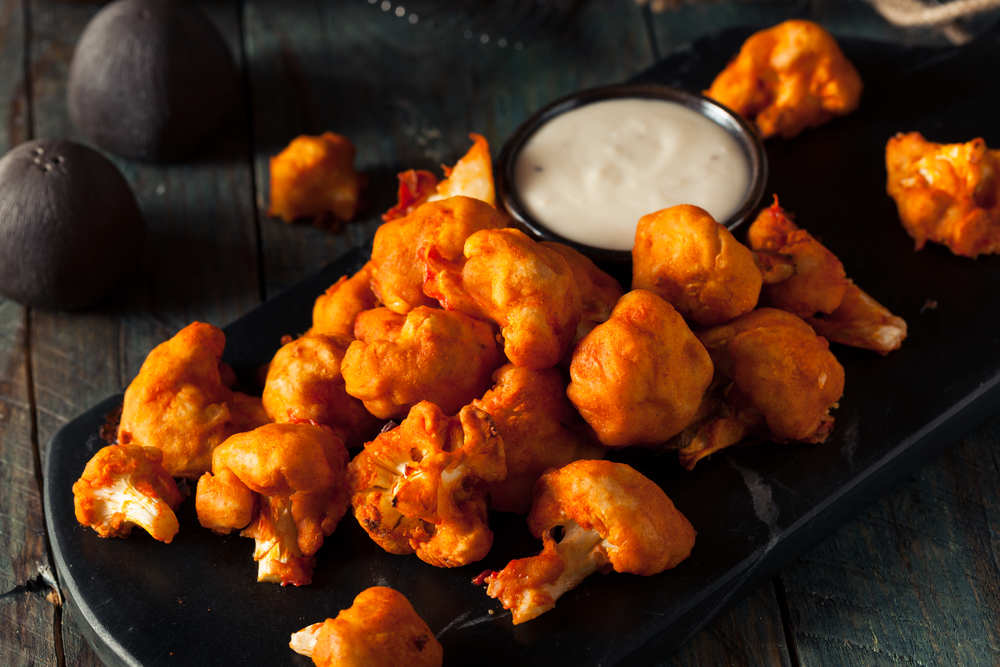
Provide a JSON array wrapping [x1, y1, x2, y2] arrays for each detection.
[[748, 198, 907, 355], [748, 198, 849, 317], [632, 204, 761, 326], [677, 308, 845, 469], [705, 20, 862, 139], [472, 364, 606, 514], [117, 322, 270, 479], [426, 133, 496, 207], [195, 422, 350, 586], [341, 306, 501, 420], [268, 131, 360, 224], [371, 196, 505, 314], [262, 333, 383, 448], [309, 261, 379, 339], [423, 227, 583, 370], [479, 460, 696, 624], [348, 401, 505, 568], [73, 444, 183, 543], [290, 587, 443, 667], [381, 133, 496, 223], [567, 290, 714, 448], [886, 131, 1000, 257]]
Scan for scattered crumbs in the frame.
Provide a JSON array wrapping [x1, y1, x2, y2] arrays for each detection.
[[177, 598, 184, 605], [920, 299, 938, 313]]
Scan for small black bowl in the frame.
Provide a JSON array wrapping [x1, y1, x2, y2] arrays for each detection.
[[497, 83, 768, 264]]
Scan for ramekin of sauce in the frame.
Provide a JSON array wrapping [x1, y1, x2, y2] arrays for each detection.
[[497, 83, 767, 263]]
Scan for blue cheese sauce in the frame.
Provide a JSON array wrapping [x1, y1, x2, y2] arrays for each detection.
[[514, 98, 750, 251]]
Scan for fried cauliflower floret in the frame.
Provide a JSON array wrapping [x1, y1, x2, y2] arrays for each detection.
[[268, 132, 360, 223], [348, 402, 505, 568], [426, 133, 496, 206], [310, 261, 379, 339], [371, 196, 505, 314], [290, 587, 443, 667], [381, 133, 496, 223], [632, 204, 761, 326], [479, 460, 695, 624], [117, 322, 270, 479], [540, 241, 624, 348], [748, 198, 906, 354], [567, 290, 714, 448], [747, 198, 849, 317], [424, 227, 583, 370], [73, 444, 183, 543], [341, 306, 501, 420], [472, 364, 606, 514], [262, 333, 383, 448], [885, 131, 1000, 257], [705, 20, 862, 139], [195, 422, 350, 586], [678, 308, 845, 469]]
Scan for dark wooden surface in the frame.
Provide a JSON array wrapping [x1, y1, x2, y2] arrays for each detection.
[[1, 1, 998, 665]]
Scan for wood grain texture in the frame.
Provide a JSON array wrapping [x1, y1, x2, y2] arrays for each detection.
[[23, 2, 261, 665], [244, 0, 653, 297], [780, 415, 1000, 666], [0, 1, 60, 664]]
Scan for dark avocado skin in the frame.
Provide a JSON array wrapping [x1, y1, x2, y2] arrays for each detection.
[[0, 139, 146, 311], [67, 0, 239, 163]]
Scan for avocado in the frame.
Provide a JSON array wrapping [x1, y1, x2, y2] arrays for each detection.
[[0, 139, 146, 310], [67, 0, 239, 163]]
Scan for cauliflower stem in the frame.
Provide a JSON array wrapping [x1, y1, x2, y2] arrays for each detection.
[[484, 520, 609, 624], [242, 494, 314, 586], [88, 474, 181, 543]]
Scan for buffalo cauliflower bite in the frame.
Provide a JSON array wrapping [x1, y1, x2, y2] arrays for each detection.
[[426, 133, 496, 207], [267, 131, 360, 224], [309, 261, 379, 339], [341, 306, 501, 420], [195, 422, 350, 586], [73, 444, 183, 543], [370, 196, 505, 314], [705, 19, 862, 139], [290, 587, 443, 667], [885, 131, 1000, 257], [567, 290, 714, 448], [472, 364, 606, 514], [479, 459, 696, 624], [423, 227, 583, 370], [348, 401, 505, 568], [117, 322, 270, 479], [677, 308, 845, 469], [631, 204, 762, 326], [747, 198, 849, 317], [262, 332, 383, 448], [381, 133, 496, 223], [748, 198, 907, 354]]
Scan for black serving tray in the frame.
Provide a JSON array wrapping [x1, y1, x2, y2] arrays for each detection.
[[44, 24, 1000, 667]]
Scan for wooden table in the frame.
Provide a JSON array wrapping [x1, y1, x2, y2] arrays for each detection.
[[2, 1, 998, 665]]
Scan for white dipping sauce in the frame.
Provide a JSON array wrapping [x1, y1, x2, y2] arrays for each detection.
[[514, 98, 750, 251]]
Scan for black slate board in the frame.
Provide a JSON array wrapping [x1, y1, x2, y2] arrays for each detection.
[[43, 25, 1000, 667]]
